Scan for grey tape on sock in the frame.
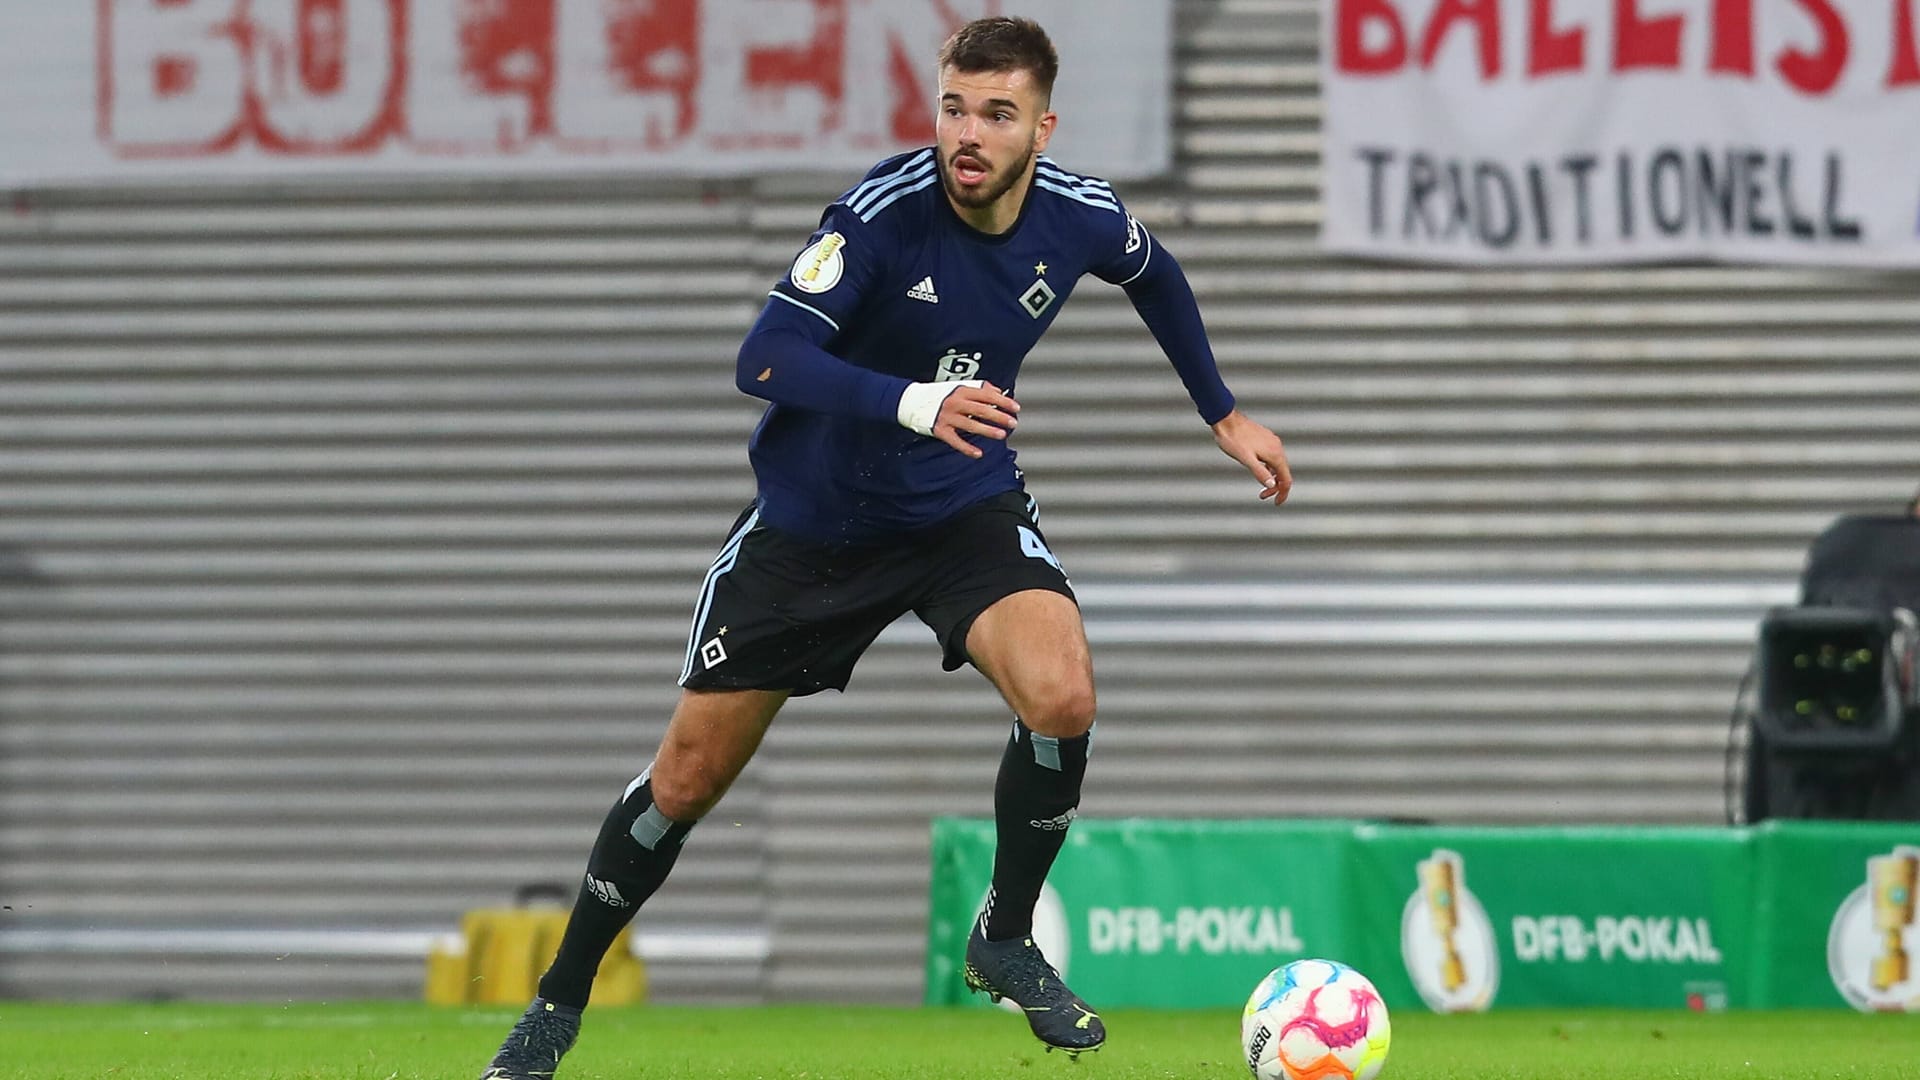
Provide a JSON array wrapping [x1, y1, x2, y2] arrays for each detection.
[[1029, 730, 1063, 771], [629, 804, 676, 850]]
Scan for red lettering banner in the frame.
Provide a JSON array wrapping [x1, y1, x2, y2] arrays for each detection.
[[1323, 0, 1920, 265], [0, 1, 1169, 185]]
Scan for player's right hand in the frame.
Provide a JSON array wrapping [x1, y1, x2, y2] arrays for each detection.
[[930, 381, 1019, 458], [896, 380, 1020, 458]]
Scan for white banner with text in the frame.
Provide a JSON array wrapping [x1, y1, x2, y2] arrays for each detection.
[[1321, 0, 1920, 265], [1, 0, 1169, 187]]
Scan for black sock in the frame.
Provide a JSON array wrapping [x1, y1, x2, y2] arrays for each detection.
[[981, 719, 1091, 942], [536, 771, 694, 1008]]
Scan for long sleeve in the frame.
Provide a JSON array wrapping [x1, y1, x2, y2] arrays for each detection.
[[1120, 242, 1236, 425], [735, 297, 911, 424]]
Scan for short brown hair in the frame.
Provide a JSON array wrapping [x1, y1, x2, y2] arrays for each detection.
[[938, 17, 1059, 101]]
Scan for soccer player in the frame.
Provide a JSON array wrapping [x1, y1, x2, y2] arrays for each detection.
[[480, 15, 1290, 1077]]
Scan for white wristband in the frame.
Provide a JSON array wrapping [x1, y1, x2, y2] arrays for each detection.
[[896, 379, 982, 437]]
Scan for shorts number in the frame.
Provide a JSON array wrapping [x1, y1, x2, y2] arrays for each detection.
[[1018, 526, 1062, 572]]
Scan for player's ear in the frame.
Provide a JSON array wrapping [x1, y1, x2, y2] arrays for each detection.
[[1033, 110, 1057, 153]]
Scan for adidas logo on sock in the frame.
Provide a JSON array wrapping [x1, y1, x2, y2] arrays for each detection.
[[907, 276, 939, 303], [585, 874, 630, 908]]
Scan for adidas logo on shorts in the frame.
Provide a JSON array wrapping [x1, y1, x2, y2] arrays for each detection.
[[907, 276, 939, 303]]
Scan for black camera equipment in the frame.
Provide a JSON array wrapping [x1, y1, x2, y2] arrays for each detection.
[[1736, 514, 1920, 823]]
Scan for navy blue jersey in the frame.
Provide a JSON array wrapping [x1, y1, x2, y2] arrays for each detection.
[[737, 148, 1213, 545]]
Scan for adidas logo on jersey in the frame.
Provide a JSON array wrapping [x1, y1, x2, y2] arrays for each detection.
[[907, 276, 939, 303]]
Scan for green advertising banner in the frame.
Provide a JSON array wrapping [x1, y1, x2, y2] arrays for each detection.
[[926, 818, 1355, 1008], [927, 817, 1920, 1011], [1346, 825, 1755, 1013], [1751, 821, 1920, 1010]]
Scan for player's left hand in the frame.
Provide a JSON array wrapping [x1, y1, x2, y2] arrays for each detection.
[[1210, 409, 1292, 505]]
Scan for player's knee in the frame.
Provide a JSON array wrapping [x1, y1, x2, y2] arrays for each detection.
[[1021, 682, 1096, 739], [645, 762, 721, 823]]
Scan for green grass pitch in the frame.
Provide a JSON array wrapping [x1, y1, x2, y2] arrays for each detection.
[[3, 1002, 1917, 1079]]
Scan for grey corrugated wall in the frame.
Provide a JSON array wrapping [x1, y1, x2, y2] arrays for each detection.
[[3, 0, 1917, 1003]]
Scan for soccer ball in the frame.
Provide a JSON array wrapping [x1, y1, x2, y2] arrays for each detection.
[[1240, 959, 1391, 1080]]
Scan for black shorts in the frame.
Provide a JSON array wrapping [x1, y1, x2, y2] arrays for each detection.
[[677, 490, 1075, 696]]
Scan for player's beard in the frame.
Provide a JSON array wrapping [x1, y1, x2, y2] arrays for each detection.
[[940, 137, 1037, 213]]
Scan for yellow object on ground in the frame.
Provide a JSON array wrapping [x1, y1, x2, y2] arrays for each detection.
[[425, 888, 644, 1005]]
